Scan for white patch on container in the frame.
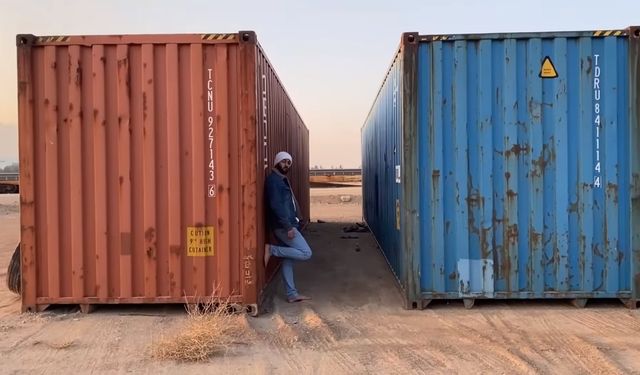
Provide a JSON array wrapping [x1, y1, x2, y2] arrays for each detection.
[[395, 165, 401, 183], [457, 259, 494, 297]]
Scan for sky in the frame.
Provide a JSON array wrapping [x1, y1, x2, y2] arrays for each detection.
[[1, 0, 639, 168]]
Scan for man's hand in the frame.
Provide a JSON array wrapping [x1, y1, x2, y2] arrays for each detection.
[[287, 228, 295, 239]]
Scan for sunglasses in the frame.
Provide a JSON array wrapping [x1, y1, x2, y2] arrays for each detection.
[[280, 160, 292, 166]]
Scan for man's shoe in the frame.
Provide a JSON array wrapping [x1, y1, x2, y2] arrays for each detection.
[[287, 295, 311, 303]]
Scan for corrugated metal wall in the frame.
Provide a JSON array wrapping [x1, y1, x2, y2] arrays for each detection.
[[255, 45, 310, 287], [417, 35, 633, 298], [362, 51, 405, 285], [363, 29, 640, 307], [17, 33, 309, 312]]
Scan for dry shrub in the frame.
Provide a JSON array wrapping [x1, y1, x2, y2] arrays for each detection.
[[151, 294, 250, 362]]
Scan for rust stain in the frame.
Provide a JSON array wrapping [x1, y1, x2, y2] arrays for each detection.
[[506, 189, 517, 200], [143, 92, 148, 120], [506, 224, 518, 246], [531, 149, 549, 178], [120, 232, 132, 255], [498, 244, 511, 282], [75, 66, 82, 86], [466, 192, 484, 207], [481, 227, 492, 258], [505, 143, 530, 158], [449, 272, 457, 280], [145, 227, 156, 243], [529, 228, 542, 248], [568, 201, 579, 214]]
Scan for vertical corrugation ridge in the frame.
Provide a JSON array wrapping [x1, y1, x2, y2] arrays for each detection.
[[453, 40, 470, 293], [142, 43, 157, 298], [554, 37, 570, 292], [527, 38, 544, 295], [165, 43, 181, 298], [129, 44, 142, 297], [179, 44, 193, 297], [155, 43, 170, 297], [68, 45, 84, 298], [516, 39, 531, 292], [566, 38, 581, 291], [117, 44, 132, 299], [104, 45, 121, 297], [92, 45, 109, 299], [44, 45, 60, 299], [604, 37, 620, 292], [33, 47, 48, 298], [81, 45, 97, 297], [22, 42, 39, 308], [503, 38, 519, 292], [478, 40, 494, 291], [491, 40, 506, 292], [56, 45, 71, 298], [228, 45, 241, 296], [432, 42, 445, 294]]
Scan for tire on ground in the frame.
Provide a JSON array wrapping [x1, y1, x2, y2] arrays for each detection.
[[7, 244, 20, 295]]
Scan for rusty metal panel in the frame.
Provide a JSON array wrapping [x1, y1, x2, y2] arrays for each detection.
[[16, 32, 308, 313], [255, 42, 310, 287], [361, 43, 406, 291], [363, 27, 640, 307]]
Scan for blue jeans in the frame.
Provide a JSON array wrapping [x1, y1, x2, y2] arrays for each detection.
[[270, 228, 312, 299]]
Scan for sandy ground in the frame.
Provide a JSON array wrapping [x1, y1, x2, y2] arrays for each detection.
[[1, 189, 640, 374], [310, 186, 362, 223]]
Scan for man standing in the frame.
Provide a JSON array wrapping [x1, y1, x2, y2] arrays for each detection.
[[264, 151, 312, 303]]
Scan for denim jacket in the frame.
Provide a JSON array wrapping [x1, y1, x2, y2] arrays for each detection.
[[265, 170, 300, 231]]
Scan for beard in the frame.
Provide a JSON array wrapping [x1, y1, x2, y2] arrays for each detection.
[[276, 164, 290, 175]]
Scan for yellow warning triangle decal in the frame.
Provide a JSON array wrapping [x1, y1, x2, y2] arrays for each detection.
[[539, 56, 558, 78]]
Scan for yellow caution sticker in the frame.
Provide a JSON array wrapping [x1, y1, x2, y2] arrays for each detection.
[[539, 56, 558, 79], [187, 226, 215, 257]]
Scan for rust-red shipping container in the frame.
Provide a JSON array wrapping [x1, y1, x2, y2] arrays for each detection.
[[16, 32, 310, 314]]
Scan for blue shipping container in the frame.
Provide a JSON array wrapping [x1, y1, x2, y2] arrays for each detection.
[[362, 27, 640, 309]]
